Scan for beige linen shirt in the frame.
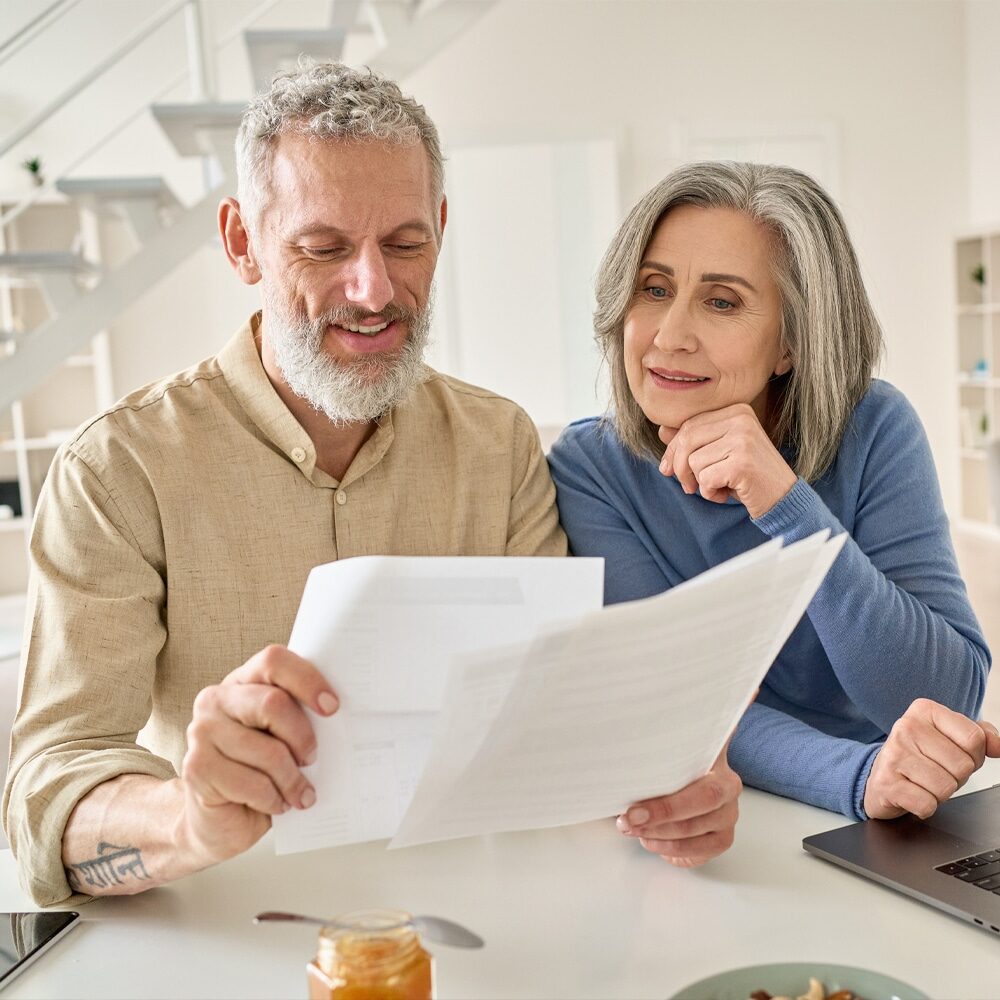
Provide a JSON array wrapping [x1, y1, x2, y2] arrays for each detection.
[[3, 316, 566, 905]]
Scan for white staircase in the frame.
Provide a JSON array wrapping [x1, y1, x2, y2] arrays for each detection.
[[0, 0, 496, 415]]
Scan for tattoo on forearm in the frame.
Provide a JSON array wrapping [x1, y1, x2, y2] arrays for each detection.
[[66, 842, 151, 890]]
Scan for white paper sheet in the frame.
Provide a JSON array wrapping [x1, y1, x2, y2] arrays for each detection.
[[272, 556, 605, 854], [389, 531, 846, 848]]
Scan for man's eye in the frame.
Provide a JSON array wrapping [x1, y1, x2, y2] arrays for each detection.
[[390, 243, 423, 253], [303, 247, 342, 257]]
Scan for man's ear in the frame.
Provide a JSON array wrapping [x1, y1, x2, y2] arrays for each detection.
[[437, 195, 448, 244], [218, 198, 262, 285]]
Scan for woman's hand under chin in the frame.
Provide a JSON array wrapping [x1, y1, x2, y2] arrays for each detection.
[[658, 403, 797, 520]]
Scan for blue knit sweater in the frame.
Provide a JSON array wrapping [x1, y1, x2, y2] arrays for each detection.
[[548, 380, 991, 819]]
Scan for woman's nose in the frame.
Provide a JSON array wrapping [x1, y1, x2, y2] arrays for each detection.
[[652, 300, 698, 353]]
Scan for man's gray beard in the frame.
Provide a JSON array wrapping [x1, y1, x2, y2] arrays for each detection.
[[264, 287, 433, 425]]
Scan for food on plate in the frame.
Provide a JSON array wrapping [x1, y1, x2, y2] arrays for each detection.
[[749, 978, 863, 1000]]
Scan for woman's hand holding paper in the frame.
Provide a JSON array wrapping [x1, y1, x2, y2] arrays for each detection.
[[615, 745, 742, 867]]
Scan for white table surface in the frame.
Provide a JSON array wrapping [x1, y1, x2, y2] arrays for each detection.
[[2, 767, 999, 1000]]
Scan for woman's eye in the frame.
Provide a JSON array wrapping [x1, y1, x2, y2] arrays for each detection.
[[710, 297, 736, 311], [644, 285, 668, 299]]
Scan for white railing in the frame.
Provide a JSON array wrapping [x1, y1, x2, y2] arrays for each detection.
[[0, 0, 284, 232], [0, 0, 193, 158], [0, 0, 83, 67]]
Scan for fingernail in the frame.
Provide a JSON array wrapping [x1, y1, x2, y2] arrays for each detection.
[[317, 692, 338, 715], [616, 814, 630, 834], [303, 746, 317, 766], [628, 806, 650, 826], [300, 786, 316, 809]]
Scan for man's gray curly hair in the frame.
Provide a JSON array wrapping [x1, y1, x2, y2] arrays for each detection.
[[235, 60, 445, 238]]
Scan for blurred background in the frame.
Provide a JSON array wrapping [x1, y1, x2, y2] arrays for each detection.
[[0, 1, 997, 715]]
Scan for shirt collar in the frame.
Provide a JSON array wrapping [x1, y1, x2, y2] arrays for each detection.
[[217, 313, 396, 488]]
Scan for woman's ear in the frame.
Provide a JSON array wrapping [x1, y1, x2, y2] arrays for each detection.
[[218, 198, 262, 285], [774, 351, 793, 377]]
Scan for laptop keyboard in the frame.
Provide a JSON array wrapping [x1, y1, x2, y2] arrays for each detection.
[[936, 848, 1000, 892]]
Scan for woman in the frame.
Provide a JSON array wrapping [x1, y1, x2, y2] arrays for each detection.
[[550, 162, 996, 863]]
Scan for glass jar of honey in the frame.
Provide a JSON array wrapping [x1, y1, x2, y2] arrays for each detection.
[[306, 909, 434, 999]]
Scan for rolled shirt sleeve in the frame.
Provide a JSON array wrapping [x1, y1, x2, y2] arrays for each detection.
[[3, 443, 176, 906]]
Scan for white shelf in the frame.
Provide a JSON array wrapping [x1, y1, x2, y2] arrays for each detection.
[[955, 228, 1000, 530]]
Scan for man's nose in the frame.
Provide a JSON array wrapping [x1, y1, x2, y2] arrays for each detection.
[[343, 246, 394, 313], [652, 299, 698, 353]]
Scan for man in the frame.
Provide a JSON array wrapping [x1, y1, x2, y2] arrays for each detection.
[[3, 63, 741, 907]]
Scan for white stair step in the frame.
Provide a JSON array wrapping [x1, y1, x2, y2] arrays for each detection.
[[245, 28, 348, 92], [55, 176, 179, 207], [0, 252, 96, 276], [0, 253, 97, 313], [151, 102, 245, 171], [56, 176, 181, 242]]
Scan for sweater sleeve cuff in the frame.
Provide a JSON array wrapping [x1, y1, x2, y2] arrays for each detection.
[[751, 478, 824, 537], [851, 741, 885, 820]]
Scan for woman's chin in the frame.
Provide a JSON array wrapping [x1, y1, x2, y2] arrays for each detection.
[[641, 403, 699, 432]]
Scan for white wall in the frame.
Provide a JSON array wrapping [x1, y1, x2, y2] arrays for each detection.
[[2, 0, 991, 515], [966, 0, 1000, 226], [407, 0, 970, 510]]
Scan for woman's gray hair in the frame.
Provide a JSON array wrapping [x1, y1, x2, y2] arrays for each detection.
[[596, 161, 884, 483], [236, 60, 445, 238]]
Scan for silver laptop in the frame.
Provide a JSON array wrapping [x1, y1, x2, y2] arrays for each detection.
[[803, 784, 1000, 936]]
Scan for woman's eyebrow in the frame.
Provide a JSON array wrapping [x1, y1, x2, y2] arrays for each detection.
[[638, 260, 673, 275], [638, 261, 757, 293], [701, 272, 758, 292]]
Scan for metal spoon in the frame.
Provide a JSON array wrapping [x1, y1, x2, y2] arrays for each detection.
[[254, 910, 485, 949]]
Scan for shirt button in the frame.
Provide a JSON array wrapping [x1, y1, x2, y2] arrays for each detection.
[[291, 447, 306, 463], [335, 490, 347, 506]]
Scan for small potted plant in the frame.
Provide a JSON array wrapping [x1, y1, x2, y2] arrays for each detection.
[[21, 155, 44, 187]]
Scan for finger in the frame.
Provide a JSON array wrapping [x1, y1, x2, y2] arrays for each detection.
[[911, 725, 980, 786], [226, 645, 339, 716], [658, 425, 679, 447], [979, 720, 1000, 757], [627, 800, 738, 842], [919, 699, 987, 767], [660, 418, 732, 492], [195, 682, 318, 769], [897, 752, 963, 805], [876, 775, 941, 821], [638, 826, 736, 864], [690, 455, 735, 503], [622, 770, 739, 829], [208, 715, 316, 810], [183, 745, 288, 816]]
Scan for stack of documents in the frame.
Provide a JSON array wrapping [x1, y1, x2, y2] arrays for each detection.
[[273, 532, 845, 854]]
